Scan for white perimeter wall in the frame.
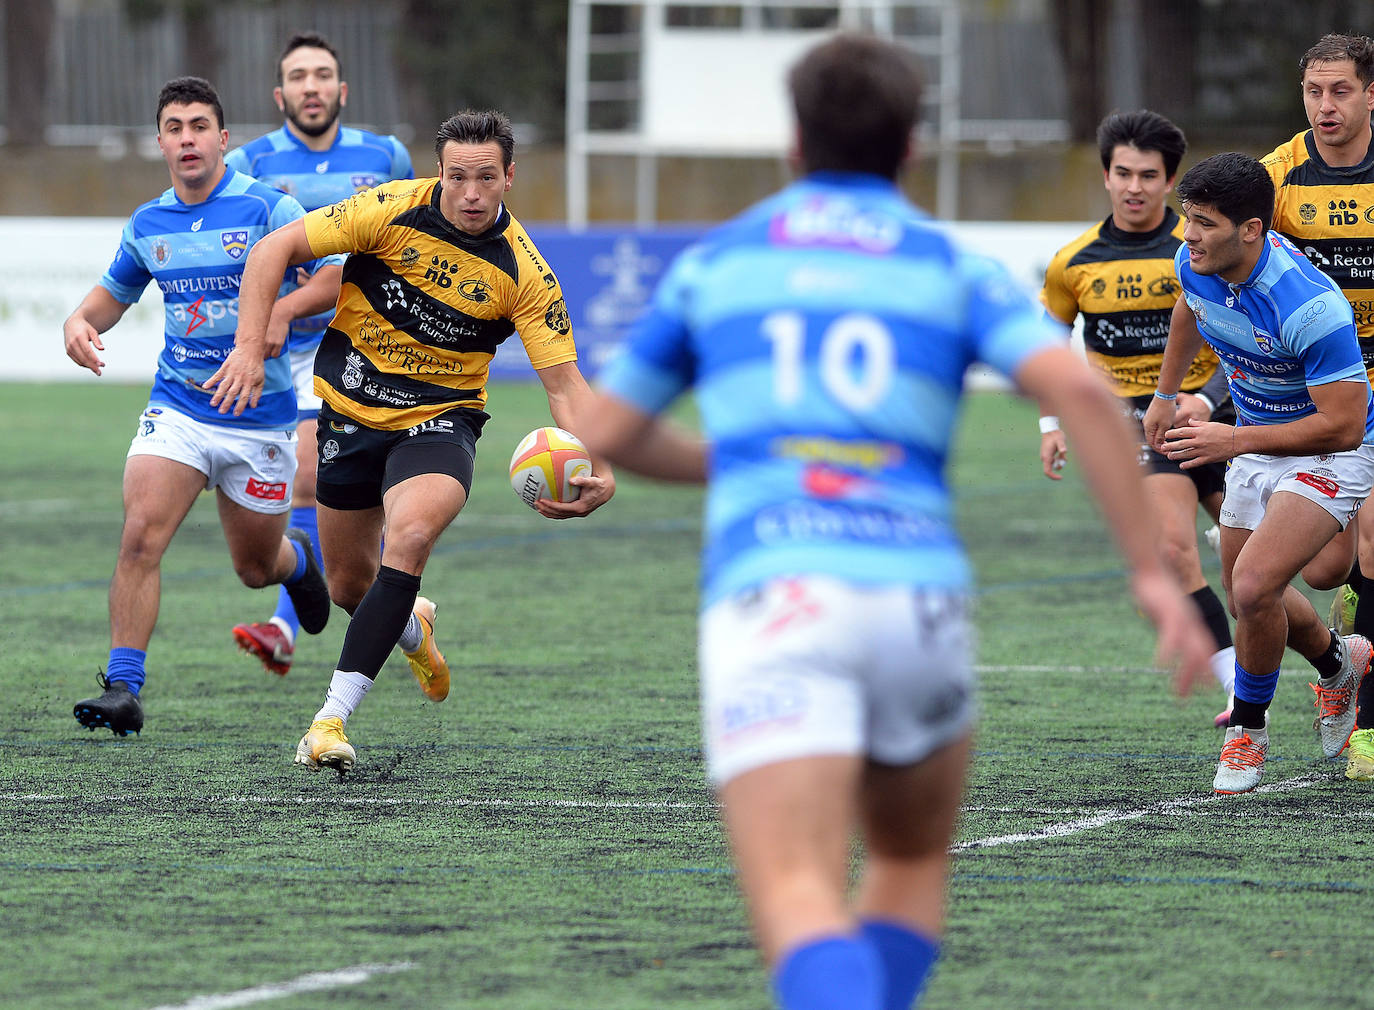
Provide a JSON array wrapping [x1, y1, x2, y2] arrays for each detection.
[[0, 217, 1091, 383]]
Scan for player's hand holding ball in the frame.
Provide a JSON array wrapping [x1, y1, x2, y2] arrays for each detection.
[[509, 426, 615, 519]]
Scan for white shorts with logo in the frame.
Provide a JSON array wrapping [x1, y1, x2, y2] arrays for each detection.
[[1220, 445, 1374, 532], [126, 405, 297, 515], [290, 345, 323, 418], [699, 575, 975, 787]]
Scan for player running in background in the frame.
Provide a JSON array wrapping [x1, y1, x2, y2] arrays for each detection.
[[577, 34, 1213, 1010], [205, 109, 614, 773], [1039, 110, 1236, 724], [1260, 33, 1374, 777], [226, 31, 413, 676], [61, 76, 340, 736], [1144, 152, 1374, 794]]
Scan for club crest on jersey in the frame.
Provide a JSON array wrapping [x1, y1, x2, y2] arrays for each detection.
[[152, 238, 171, 266], [1300, 203, 1318, 224], [342, 351, 365, 390], [1253, 327, 1274, 354], [221, 230, 249, 260], [351, 174, 378, 191]]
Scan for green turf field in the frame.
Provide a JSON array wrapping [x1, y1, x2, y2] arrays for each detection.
[[1, 380, 1366, 1009]]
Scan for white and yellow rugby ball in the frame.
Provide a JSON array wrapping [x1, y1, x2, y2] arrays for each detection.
[[509, 427, 591, 508]]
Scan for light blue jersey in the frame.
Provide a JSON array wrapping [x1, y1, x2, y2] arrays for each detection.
[[226, 125, 413, 353], [599, 173, 1065, 604], [100, 168, 324, 430], [1175, 231, 1374, 440]]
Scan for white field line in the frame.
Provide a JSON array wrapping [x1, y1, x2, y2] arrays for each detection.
[[145, 962, 414, 1010], [0, 792, 702, 810], [954, 773, 1327, 850]]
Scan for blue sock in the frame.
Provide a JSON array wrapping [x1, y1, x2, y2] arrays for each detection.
[[860, 920, 940, 1010], [1233, 660, 1281, 705], [773, 935, 882, 1010], [272, 506, 318, 635], [106, 647, 147, 696]]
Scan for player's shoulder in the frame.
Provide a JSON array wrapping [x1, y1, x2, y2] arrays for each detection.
[[337, 125, 407, 153], [1260, 131, 1307, 176], [1046, 218, 1109, 269]]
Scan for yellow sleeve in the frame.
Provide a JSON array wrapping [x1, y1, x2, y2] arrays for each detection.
[[509, 240, 578, 370], [1039, 247, 1079, 326], [302, 189, 383, 258]]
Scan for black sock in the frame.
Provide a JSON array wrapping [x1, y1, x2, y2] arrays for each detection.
[[1230, 699, 1268, 730], [1353, 558, 1365, 585], [1190, 586, 1232, 650], [1353, 576, 1374, 641], [1359, 672, 1374, 730], [1310, 630, 1343, 681], [335, 565, 421, 681]]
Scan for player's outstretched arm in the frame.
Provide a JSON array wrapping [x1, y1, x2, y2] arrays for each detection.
[[577, 390, 707, 485], [532, 361, 616, 519], [1016, 344, 1215, 694], [204, 219, 317, 416], [263, 262, 342, 358], [62, 286, 130, 377], [1143, 298, 1205, 452]]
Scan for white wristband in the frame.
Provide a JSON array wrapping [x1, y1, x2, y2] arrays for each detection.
[[1038, 415, 1061, 434]]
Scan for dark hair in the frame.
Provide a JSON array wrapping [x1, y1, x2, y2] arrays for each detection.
[[1299, 32, 1374, 87], [1176, 152, 1275, 232], [1096, 110, 1187, 178], [787, 33, 922, 179], [278, 31, 342, 83], [156, 76, 224, 131], [434, 109, 515, 168]]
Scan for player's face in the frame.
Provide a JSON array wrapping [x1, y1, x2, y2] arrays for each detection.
[[1302, 59, 1374, 159], [1104, 144, 1172, 232], [1181, 201, 1248, 280], [156, 102, 227, 190], [437, 141, 514, 235], [275, 46, 347, 139]]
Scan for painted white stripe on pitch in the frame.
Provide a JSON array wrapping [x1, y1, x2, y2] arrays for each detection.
[[0, 792, 703, 810], [955, 774, 1327, 850], [144, 962, 414, 1010]]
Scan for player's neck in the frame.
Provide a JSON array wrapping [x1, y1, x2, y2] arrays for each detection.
[[1219, 245, 1264, 285], [171, 163, 227, 205], [1314, 127, 1373, 168], [1110, 207, 1167, 234], [285, 119, 340, 153]]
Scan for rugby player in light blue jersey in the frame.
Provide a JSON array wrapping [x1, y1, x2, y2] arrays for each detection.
[[62, 76, 342, 737], [577, 35, 1213, 1010], [226, 32, 414, 675], [1144, 151, 1374, 794]]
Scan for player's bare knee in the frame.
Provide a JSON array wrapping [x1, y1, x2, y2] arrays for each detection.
[[327, 571, 369, 613], [1228, 567, 1284, 619], [233, 557, 276, 589]]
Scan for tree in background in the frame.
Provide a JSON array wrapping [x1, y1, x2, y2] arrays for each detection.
[[4, 0, 55, 146], [396, 0, 568, 142]]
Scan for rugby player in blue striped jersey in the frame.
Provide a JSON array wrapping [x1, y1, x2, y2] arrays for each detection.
[[578, 34, 1214, 1010], [226, 32, 414, 675], [62, 76, 343, 736]]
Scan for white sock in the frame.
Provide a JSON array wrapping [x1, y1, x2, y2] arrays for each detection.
[[396, 612, 423, 654], [268, 616, 295, 646], [1210, 646, 1236, 692], [314, 670, 374, 722]]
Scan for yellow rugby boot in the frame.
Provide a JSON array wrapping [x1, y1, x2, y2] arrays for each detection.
[[404, 596, 450, 702], [294, 717, 356, 773]]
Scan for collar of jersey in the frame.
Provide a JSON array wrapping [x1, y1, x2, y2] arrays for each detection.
[[1302, 129, 1374, 175], [280, 122, 342, 154], [428, 182, 510, 242], [173, 165, 234, 206]]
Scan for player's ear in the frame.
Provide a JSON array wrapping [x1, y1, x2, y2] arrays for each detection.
[[505, 161, 515, 191], [273, 86, 285, 114], [339, 81, 348, 108]]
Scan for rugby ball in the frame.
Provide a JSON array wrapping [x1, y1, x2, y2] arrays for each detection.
[[509, 427, 591, 508]]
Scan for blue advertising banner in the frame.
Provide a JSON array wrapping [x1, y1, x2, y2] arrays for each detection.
[[489, 226, 706, 381]]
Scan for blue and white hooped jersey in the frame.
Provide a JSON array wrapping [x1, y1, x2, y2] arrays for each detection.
[[226, 125, 413, 352], [1174, 232, 1374, 441], [598, 172, 1065, 604], [99, 168, 325, 430]]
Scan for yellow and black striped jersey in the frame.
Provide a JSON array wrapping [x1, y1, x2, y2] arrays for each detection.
[[303, 177, 577, 430], [1263, 130, 1374, 374], [1039, 208, 1217, 396]]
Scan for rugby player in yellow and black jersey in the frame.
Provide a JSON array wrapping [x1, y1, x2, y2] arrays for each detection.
[[1038, 110, 1238, 720], [207, 109, 614, 771], [1260, 34, 1374, 766]]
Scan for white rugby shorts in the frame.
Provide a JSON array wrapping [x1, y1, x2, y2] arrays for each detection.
[[698, 575, 975, 787], [290, 345, 323, 417], [1220, 445, 1374, 531], [126, 404, 297, 515]]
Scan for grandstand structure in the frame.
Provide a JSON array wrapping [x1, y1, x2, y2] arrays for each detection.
[[564, 0, 1070, 225]]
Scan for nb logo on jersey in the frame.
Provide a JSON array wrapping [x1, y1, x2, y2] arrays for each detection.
[[1116, 272, 1143, 299], [1329, 198, 1361, 226], [424, 256, 460, 289]]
